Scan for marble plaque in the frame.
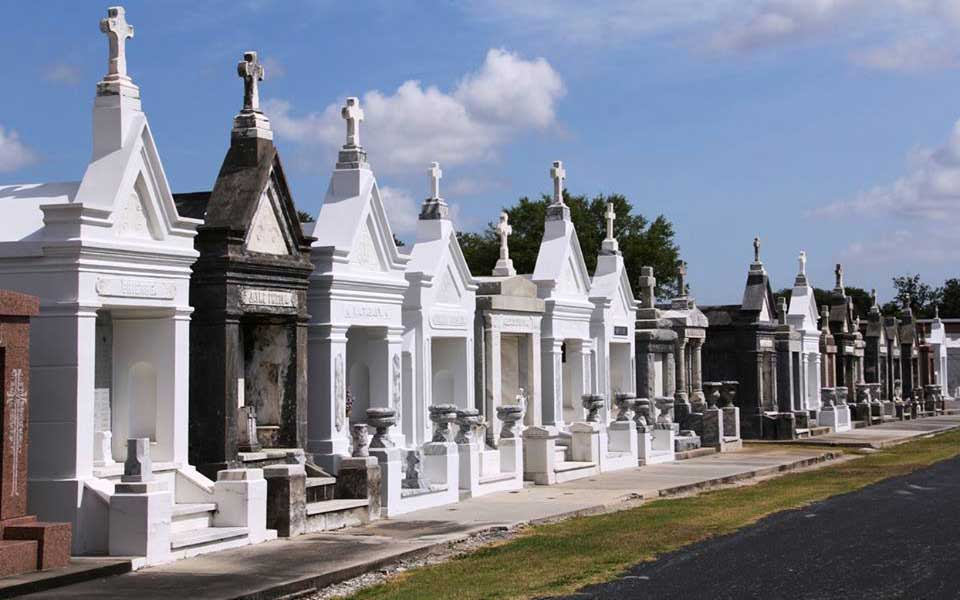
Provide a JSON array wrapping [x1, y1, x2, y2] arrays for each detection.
[[430, 309, 468, 330], [96, 277, 176, 300], [240, 288, 297, 308]]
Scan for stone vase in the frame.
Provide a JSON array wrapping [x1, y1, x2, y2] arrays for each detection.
[[496, 405, 524, 439], [350, 423, 370, 457], [702, 382, 722, 409], [720, 381, 739, 408], [581, 394, 605, 423], [613, 393, 636, 422], [428, 404, 459, 443], [366, 407, 397, 449]]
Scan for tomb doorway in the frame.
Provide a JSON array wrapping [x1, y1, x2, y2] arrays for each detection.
[[346, 326, 388, 425], [241, 318, 297, 449], [430, 337, 468, 409], [608, 342, 632, 398]]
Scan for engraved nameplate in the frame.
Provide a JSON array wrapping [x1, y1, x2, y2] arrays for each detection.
[[430, 310, 468, 329], [499, 316, 533, 332], [342, 303, 390, 320], [96, 277, 176, 300], [614, 326, 629, 337], [240, 288, 296, 308], [759, 339, 775, 350]]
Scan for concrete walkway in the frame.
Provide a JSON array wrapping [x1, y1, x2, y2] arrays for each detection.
[[788, 414, 960, 448], [22, 446, 838, 600]]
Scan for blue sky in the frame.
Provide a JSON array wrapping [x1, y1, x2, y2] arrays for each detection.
[[3, 0, 960, 303]]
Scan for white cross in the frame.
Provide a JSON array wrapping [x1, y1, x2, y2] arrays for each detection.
[[100, 6, 135, 80], [798, 250, 807, 276], [605, 202, 616, 240], [237, 51, 264, 112], [428, 162, 442, 199], [496, 211, 512, 261], [835, 263, 844, 289], [550, 160, 566, 206], [677, 261, 687, 296], [342, 97, 364, 148]]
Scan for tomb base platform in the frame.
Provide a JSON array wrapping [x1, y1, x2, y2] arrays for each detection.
[[458, 440, 524, 498], [523, 427, 598, 485], [373, 444, 461, 517]]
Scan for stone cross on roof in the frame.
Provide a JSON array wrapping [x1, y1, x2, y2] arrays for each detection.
[[820, 304, 830, 333], [935, 304, 941, 319], [778, 296, 788, 325], [496, 211, 512, 261], [753, 236, 761, 263], [798, 251, 806, 276], [835, 263, 845, 293], [100, 6, 134, 81], [342, 97, 364, 148], [428, 162, 442, 199], [550, 160, 566, 206], [639, 266, 656, 309], [605, 202, 616, 240], [237, 51, 264, 113], [677, 261, 687, 297]]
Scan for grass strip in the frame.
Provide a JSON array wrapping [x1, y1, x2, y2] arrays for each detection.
[[351, 430, 960, 600]]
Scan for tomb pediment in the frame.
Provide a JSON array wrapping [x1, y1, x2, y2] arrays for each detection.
[[350, 216, 388, 271], [114, 177, 161, 241], [534, 222, 591, 300], [244, 178, 291, 255]]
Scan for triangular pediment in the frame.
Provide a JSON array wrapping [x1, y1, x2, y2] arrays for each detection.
[[245, 178, 290, 255], [758, 293, 773, 322], [436, 263, 462, 304], [533, 219, 592, 300], [350, 215, 387, 271], [114, 174, 161, 241]]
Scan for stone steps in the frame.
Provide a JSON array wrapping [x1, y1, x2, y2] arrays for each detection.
[[306, 498, 368, 517], [479, 472, 516, 485], [676, 447, 716, 461], [170, 526, 248, 551], [170, 503, 216, 534]]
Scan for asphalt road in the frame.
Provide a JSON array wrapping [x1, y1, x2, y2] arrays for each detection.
[[553, 455, 960, 600]]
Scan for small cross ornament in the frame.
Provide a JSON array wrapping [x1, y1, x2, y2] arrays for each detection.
[[550, 160, 566, 206], [753, 236, 761, 263], [835, 263, 844, 290], [100, 6, 135, 81], [605, 202, 616, 240], [428, 162, 442, 199], [237, 51, 264, 112], [496, 211, 512, 261], [342, 97, 364, 148], [798, 250, 807, 276], [677, 261, 687, 296]]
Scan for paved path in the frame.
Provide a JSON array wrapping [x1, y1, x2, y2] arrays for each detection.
[[21, 447, 834, 600], [788, 413, 960, 448], [555, 455, 960, 600]]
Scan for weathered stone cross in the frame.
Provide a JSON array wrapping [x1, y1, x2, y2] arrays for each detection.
[[237, 51, 264, 112], [835, 263, 844, 291], [100, 6, 134, 80], [799, 250, 807, 276], [605, 202, 616, 240], [677, 261, 687, 296], [428, 162, 442, 199], [496, 211, 512, 260], [753, 236, 761, 263], [342, 97, 364, 148], [550, 160, 566, 206], [871, 288, 878, 307]]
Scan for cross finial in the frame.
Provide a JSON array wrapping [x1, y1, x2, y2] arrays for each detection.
[[871, 288, 877, 305], [342, 97, 365, 148], [677, 261, 687, 296], [550, 160, 566, 206], [604, 202, 616, 240], [100, 6, 135, 81], [428, 162, 442, 199], [753, 236, 761, 263], [798, 251, 807, 276], [779, 296, 788, 324], [237, 51, 264, 112], [936, 304, 941, 319], [496, 211, 513, 261], [904, 293, 911, 310], [835, 263, 844, 291]]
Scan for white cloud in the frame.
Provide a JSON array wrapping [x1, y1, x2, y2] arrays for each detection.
[[43, 63, 82, 86], [840, 225, 960, 265], [263, 48, 564, 174], [709, 0, 866, 53], [379, 186, 420, 236], [814, 118, 960, 220], [849, 36, 958, 71], [0, 127, 36, 173]]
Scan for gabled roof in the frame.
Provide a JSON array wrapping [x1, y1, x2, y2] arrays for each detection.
[[531, 217, 592, 301], [590, 253, 636, 322], [406, 219, 478, 308], [741, 268, 776, 324]]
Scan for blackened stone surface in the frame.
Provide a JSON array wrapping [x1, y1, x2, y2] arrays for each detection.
[[552, 456, 960, 600], [337, 458, 381, 520], [264, 466, 306, 538]]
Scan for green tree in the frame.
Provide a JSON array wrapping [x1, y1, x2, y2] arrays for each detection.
[[296, 210, 314, 223], [941, 278, 960, 318], [886, 274, 943, 318], [459, 192, 681, 299], [775, 286, 873, 319]]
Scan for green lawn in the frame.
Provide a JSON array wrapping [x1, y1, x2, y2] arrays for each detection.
[[351, 430, 960, 600]]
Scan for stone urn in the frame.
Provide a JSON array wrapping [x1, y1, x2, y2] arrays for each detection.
[[868, 383, 882, 405], [856, 385, 871, 405], [654, 396, 675, 425], [496, 405, 524, 439], [836, 387, 849, 406], [633, 398, 652, 432], [821, 387, 837, 408], [350, 423, 370, 458], [366, 407, 397, 449], [581, 394, 605, 423], [455, 408, 482, 444], [702, 382, 722, 409], [720, 381, 739, 408], [613, 393, 636, 422], [428, 404, 459, 443]]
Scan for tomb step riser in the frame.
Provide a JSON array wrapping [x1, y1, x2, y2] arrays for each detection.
[[170, 514, 214, 534], [306, 484, 336, 503]]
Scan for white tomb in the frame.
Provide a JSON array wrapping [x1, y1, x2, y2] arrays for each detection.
[[531, 161, 596, 429], [308, 101, 459, 515], [786, 251, 823, 414], [927, 307, 951, 399], [402, 162, 478, 444], [0, 7, 270, 565]]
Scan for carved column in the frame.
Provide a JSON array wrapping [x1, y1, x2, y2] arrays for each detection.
[[675, 339, 688, 402]]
